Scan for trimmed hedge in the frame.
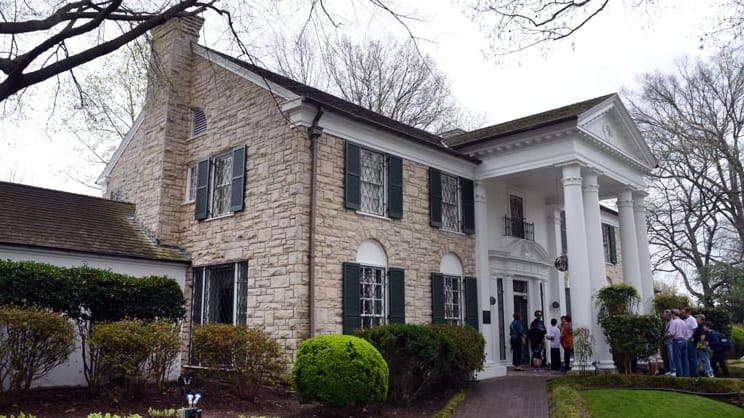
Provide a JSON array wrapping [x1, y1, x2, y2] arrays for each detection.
[[0, 259, 185, 322], [733, 325, 744, 358], [431, 324, 485, 388], [356, 324, 456, 404], [548, 374, 744, 394], [291, 335, 388, 408]]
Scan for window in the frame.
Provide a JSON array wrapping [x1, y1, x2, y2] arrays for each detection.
[[191, 261, 248, 326], [185, 164, 197, 202], [345, 142, 402, 219], [191, 108, 207, 137], [194, 146, 246, 220], [602, 223, 617, 264], [211, 153, 233, 217], [428, 168, 474, 234], [444, 275, 464, 325], [441, 173, 461, 232], [359, 148, 386, 216], [360, 266, 386, 328], [509, 194, 525, 238], [560, 210, 567, 254]]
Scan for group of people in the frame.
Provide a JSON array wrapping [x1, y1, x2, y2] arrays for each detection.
[[661, 308, 731, 378], [509, 310, 573, 372]]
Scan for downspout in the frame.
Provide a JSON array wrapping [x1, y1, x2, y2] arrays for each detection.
[[307, 106, 324, 338]]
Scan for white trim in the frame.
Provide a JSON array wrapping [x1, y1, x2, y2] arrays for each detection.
[[356, 239, 388, 267], [193, 46, 298, 101], [283, 100, 477, 178], [96, 111, 145, 190], [440, 253, 464, 276]]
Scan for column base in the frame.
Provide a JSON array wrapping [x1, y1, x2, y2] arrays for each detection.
[[476, 361, 508, 380]]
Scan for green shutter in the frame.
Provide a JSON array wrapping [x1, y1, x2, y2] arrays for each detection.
[[194, 158, 210, 220], [230, 145, 246, 212], [342, 262, 361, 334], [609, 226, 617, 264], [388, 155, 403, 219], [191, 267, 204, 325], [388, 268, 405, 324], [461, 178, 475, 234], [464, 276, 478, 330], [429, 168, 442, 228], [345, 142, 361, 210], [431, 272, 445, 324]]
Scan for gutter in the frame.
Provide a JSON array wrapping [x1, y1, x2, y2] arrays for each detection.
[[307, 106, 324, 338]]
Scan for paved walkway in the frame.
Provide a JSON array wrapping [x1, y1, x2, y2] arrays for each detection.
[[452, 369, 557, 418]]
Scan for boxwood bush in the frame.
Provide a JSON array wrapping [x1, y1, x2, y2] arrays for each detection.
[[431, 324, 485, 388], [733, 325, 744, 358], [0, 307, 75, 396], [291, 335, 388, 408], [191, 324, 286, 400], [356, 324, 455, 404]]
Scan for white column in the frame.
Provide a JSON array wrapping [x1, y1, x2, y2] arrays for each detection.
[[617, 189, 643, 305], [634, 192, 654, 313], [561, 165, 593, 331], [504, 277, 515, 364], [546, 205, 566, 318], [582, 170, 612, 364], [474, 181, 494, 362]]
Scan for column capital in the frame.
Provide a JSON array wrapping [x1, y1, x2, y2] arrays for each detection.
[[561, 164, 583, 186], [617, 189, 635, 208]]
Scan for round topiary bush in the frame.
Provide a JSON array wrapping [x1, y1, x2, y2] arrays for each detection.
[[291, 335, 388, 407]]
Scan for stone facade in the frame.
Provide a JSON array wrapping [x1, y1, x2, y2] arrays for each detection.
[[104, 17, 476, 363]]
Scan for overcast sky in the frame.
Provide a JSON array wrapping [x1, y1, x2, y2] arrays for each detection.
[[0, 0, 719, 195]]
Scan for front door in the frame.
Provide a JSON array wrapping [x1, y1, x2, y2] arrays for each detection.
[[513, 280, 529, 364]]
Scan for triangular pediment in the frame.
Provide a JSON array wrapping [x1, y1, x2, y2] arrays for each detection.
[[577, 96, 657, 170]]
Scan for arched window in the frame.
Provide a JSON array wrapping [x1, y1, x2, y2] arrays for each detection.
[[440, 253, 464, 325], [355, 240, 387, 329]]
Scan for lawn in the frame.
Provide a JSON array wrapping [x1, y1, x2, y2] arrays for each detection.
[[581, 389, 744, 418]]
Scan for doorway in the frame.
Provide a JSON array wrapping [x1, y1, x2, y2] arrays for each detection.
[[513, 280, 529, 364]]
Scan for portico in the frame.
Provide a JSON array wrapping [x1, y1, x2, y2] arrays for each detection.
[[446, 94, 657, 377]]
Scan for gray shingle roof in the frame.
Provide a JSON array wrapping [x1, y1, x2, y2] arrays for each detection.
[[446, 94, 615, 149], [0, 181, 189, 263]]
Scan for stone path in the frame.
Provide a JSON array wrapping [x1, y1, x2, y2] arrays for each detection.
[[452, 368, 557, 418]]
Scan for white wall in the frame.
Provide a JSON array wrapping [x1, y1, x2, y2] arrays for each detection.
[[0, 245, 188, 388]]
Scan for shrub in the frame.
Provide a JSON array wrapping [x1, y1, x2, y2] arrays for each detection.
[[87, 414, 142, 418], [0, 307, 75, 395], [356, 324, 455, 404], [191, 324, 286, 400], [698, 306, 733, 337], [291, 335, 388, 408], [652, 293, 691, 315], [0, 413, 36, 418], [733, 325, 744, 358], [572, 327, 594, 374], [431, 325, 485, 388], [90, 319, 180, 389]]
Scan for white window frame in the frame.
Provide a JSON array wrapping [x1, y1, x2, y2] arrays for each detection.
[[185, 164, 197, 203], [444, 274, 464, 325], [441, 173, 461, 232], [359, 148, 387, 217], [209, 153, 233, 218], [359, 265, 387, 329]]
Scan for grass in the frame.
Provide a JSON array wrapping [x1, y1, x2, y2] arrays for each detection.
[[550, 385, 585, 418], [432, 391, 467, 418], [730, 359, 744, 378], [581, 389, 744, 418]]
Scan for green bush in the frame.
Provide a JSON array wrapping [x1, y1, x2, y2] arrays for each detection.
[[697, 306, 733, 338], [0, 307, 75, 395], [291, 335, 388, 408], [356, 323, 455, 404], [549, 374, 744, 394], [431, 325, 485, 388], [87, 414, 142, 418], [733, 325, 744, 358], [652, 293, 691, 315], [0, 413, 36, 418], [90, 319, 180, 389], [191, 324, 286, 400]]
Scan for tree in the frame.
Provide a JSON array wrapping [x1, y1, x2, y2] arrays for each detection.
[[271, 32, 483, 133], [627, 46, 744, 306], [465, 0, 744, 56]]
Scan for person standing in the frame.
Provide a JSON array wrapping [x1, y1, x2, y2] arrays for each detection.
[[661, 309, 675, 376], [546, 318, 562, 371], [683, 308, 699, 377], [669, 309, 689, 377], [529, 310, 547, 368], [509, 312, 525, 371], [705, 322, 731, 378], [694, 314, 714, 377], [560, 315, 573, 372]]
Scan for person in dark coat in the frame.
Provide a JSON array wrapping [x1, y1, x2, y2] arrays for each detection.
[[509, 312, 526, 371], [528, 310, 547, 367]]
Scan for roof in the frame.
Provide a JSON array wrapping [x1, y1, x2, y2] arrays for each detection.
[[0, 182, 190, 263], [446, 94, 615, 149], [199, 47, 480, 164]]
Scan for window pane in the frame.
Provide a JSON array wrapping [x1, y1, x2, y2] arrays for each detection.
[[360, 149, 385, 216], [444, 275, 463, 325], [206, 265, 234, 324], [186, 165, 197, 202], [359, 266, 386, 328], [441, 174, 460, 231], [211, 155, 233, 216]]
